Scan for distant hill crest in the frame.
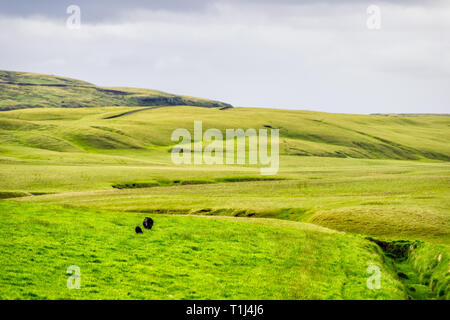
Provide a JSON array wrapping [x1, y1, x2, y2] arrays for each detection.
[[0, 70, 233, 111]]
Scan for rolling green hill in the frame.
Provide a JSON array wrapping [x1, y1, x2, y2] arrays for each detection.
[[0, 70, 232, 111], [0, 105, 449, 160], [0, 71, 449, 300]]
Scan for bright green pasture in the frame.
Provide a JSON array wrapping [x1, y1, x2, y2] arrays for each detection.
[[0, 202, 408, 300], [6, 156, 449, 244]]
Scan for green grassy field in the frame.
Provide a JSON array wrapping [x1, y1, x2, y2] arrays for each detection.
[[0, 71, 449, 300], [0, 201, 410, 300]]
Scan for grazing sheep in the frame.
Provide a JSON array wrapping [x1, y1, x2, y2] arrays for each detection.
[[143, 217, 154, 230], [135, 226, 143, 234]]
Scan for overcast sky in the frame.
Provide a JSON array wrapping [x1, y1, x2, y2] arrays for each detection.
[[0, 0, 449, 113]]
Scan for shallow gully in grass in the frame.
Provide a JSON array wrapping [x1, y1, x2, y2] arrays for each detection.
[[111, 176, 287, 190], [366, 237, 448, 300]]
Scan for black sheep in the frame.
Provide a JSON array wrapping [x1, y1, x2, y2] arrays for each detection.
[[143, 217, 154, 230], [135, 226, 143, 234]]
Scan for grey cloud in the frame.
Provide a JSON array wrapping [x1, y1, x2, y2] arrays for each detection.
[[0, 0, 445, 22], [0, 0, 208, 22], [0, 1, 449, 113]]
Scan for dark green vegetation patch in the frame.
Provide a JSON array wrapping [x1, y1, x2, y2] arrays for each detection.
[[368, 237, 450, 300], [112, 176, 286, 189]]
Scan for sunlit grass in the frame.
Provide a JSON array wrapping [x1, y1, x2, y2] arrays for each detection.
[[0, 201, 407, 300]]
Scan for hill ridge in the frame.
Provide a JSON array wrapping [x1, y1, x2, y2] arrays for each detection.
[[0, 70, 233, 111]]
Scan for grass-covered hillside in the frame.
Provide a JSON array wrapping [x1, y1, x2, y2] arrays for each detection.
[[0, 72, 448, 300], [0, 70, 232, 111], [0, 105, 449, 160]]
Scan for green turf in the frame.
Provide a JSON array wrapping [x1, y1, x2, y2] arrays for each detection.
[[0, 201, 410, 300]]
